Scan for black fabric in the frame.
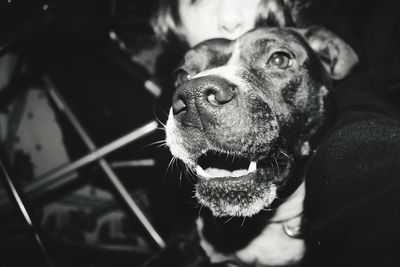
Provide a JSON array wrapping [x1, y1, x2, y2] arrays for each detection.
[[302, 2, 400, 265], [303, 71, 400, 267]]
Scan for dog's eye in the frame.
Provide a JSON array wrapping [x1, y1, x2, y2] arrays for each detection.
[[268, 52, 293, 69], [174, 68, 191, 88]]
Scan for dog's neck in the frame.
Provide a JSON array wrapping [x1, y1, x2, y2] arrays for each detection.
[[269, 181, 305, 224], [197, 181, 306, 265]]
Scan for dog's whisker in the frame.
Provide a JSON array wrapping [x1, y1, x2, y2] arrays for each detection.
[[147, 140, 167, 147], [163, 156, 177, 181], [186, 171, 195, 183], [211, 150, 217, 157], [269, 160, 274, 169], [153, 108, 168, 128], [153, 105, 169, 117], [230, 153, 236, 164], [279, 150, 293, 162], [157, 143, 168, 148], [198, 204, 205, 217], [184, 164, 192, 175], [273, 156, 280, 175], [178, 170, 184, 187], [240, 217, 247, 228], [262, 207, 276, 212], [139, 139, 167, 152], [184, 165, 198, 183], [171, 157, 178, 174], [224, 216, 235, 224], [175, 157, 182, 170], [167, 157, 176, 173], [157, 122, 166, 129]]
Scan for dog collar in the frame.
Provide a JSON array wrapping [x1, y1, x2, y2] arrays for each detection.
[[282, 212, 304, 238], [270, 181, 305, 238]]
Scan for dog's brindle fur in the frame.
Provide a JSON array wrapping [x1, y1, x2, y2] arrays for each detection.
[[165, 27, 357, 266]]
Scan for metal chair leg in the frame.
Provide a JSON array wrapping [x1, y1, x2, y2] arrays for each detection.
[[44, 76, 166, 249], [0, 159, 54, 267]]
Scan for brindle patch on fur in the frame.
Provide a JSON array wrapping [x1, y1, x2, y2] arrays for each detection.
[[281, 76, 302, 104], [184, 39, 233, 75]]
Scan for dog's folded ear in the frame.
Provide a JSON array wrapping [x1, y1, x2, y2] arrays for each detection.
[[301, 26, 359, 80]]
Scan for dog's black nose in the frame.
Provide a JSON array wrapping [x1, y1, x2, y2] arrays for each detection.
[[172, 75, 236, 115]]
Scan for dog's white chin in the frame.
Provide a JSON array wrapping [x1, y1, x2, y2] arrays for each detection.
[[196, 185, 277, 217]]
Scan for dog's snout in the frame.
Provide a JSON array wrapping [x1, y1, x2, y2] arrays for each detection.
[[172, 75, 237, 116], [204, 81, 235, 106]]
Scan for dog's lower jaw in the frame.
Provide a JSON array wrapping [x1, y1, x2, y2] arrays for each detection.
[[196, 182, 277, 217], [194, 157, 293, 217]]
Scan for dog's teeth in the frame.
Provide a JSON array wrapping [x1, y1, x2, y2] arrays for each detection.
[[196, 165, 210, 178], [248, 161, 257, 173], [196, 164, 256, 179]]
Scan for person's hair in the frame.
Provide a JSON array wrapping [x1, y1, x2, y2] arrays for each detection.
[[151, 0, 188, 51]]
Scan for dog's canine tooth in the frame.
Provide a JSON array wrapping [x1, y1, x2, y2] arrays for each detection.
[[248, 161, 257, 173], [196, 165, 210, 178]]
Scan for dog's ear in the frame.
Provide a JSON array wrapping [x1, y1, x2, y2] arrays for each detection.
[[301, 26, 359, 80]]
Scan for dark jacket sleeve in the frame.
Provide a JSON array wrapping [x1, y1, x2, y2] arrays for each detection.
[[303, 72, 400, 267]]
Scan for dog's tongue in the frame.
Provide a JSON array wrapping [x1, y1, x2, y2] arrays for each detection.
[[196, 162, 257, 179], [205, 168, 247, 178]]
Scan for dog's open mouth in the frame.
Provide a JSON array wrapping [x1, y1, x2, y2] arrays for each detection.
[[193, 150, 291, 217], [195, 151, 257, 179], [194, 150, 289, 181]]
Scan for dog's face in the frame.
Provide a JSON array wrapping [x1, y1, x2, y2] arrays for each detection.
[[165, 27, 357, 217]]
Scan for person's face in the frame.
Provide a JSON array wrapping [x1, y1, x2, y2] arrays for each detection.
[[178, 0, 262, 47]]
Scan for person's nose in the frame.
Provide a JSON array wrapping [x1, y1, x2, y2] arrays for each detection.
[[217, 0, 245, 37]]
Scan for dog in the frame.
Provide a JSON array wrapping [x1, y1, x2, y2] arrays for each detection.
[[164, 26, 358, 266]]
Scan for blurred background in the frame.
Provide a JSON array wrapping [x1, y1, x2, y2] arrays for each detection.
[[0, 1, 190, 266], [0, 0, 398, 266]]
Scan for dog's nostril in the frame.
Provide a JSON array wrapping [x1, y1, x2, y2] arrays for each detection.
[[205, 86, 235, 106], [206, 89, 218, 105], [172, 97, 187, 115]]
